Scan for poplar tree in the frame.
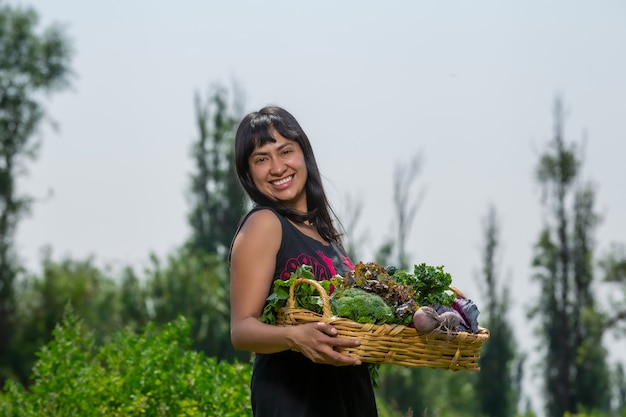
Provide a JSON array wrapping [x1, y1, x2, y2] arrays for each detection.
[[186, 84, 247, 258], [530, 97, 610, 416], [0, 4, 72, 384], [476, 205, 521, 417], [144, 84, 249, 361]]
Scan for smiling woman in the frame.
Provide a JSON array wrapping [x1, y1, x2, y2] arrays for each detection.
[[228, 106, 378, 417]]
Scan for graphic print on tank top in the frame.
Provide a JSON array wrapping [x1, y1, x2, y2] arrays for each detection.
[[278, 244, 355, 281]]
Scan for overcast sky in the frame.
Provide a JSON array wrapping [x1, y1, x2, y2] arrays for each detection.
[[9, 0, 626, 412]]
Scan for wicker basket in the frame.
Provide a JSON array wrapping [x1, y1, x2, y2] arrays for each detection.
[[275, 278, 490, 371]]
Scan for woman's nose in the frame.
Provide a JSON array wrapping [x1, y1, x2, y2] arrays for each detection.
[[270, 159, 286, 175]]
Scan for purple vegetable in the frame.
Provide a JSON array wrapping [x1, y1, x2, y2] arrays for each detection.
[[431, 304, 470, 332], [451, 297, 480, 333]]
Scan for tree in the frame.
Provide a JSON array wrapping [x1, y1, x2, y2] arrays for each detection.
[[373, 151, 483, 417], [530, 97, 610, 416], [11, 252, 122, 385], [371, 151, 424, 269], [179, 83, 249, 361], [186, 83, 247, 258], [373, 151, 480, 417], [117, 266, 149, 333], [475, 205, 522, 417], [340, 192, 369, 263], [144, 247, 248, 362], [391, 152, 424, 269], [0, 3, 72, 384]]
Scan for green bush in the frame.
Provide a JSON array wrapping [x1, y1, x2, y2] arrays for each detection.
[[0, 310, 252, 416]]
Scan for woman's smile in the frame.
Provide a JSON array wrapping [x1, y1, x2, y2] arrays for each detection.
[[271, 175, 294, 187]]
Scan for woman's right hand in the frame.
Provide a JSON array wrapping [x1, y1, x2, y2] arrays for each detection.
[[289, 322, 362, 366]]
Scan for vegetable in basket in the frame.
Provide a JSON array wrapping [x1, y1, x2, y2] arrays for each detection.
[[259, 264, 332, 325], [332, 287, 394, 324], [413, 306, 464, 333], [390, 262, 456, 307], [428, 294, 482, 333]]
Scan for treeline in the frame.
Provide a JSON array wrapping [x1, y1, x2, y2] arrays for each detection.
[[1, 4, 626, 417]]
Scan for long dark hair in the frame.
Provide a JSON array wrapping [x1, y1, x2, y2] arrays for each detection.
[[234, 106, 341, 243]]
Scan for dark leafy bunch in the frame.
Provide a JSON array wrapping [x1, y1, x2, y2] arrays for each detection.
[[331, 262, 418, 325], [391, 263, 456, 307]]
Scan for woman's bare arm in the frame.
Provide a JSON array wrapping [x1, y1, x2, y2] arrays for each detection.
[[229, 209, 361, 365]]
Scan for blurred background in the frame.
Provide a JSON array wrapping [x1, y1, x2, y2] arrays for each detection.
[[1, 1, 625, 416]]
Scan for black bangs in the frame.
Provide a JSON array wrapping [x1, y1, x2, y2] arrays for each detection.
[[251, 128, 276, 150], [249, 115, 299, 150], [248, 113, 276, 149]]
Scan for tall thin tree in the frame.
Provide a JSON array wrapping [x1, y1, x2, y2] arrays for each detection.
[[530, 97, 610, 416], [392, 152, 424, 269], [0, 4, 72, 384], [186, 83, 247, 258], [170, 83, 249, 361], [475, 205, 521, 417], [375, 152, 431, 417]]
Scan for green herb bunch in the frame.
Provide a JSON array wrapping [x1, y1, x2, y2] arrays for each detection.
[[259, 265, 331, 325], [390, 263, 456, 307]]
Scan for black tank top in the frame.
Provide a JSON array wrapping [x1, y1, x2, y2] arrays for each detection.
[[234, 207, 378, 417]]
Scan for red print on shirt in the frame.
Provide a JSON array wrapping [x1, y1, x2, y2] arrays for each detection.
[[342, 256, 355, 271], [279, 253, 330, 281], [318, 251, 337, 276]]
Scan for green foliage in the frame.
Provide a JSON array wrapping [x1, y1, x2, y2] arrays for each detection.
[[10, 252, 123, 386], [8, 245, 244, 386], [376, 366, 480, 417], [260, 264, 331, 325], [598, 243, 626, 335], [392, 263, 455, 307], [118, 266, 150, 332], [144, 246, 245, 362], [476, 205, 521, 417], [0, 2, 73, 385], [0, 308, 252, 417], [530, 97, 612, 417], [333, 287, 394, 324], [187, 84, 247, 258], [573, 307, 611, 410]]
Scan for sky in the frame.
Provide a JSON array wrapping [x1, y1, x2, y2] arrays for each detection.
[[8, 0, 626, 412]]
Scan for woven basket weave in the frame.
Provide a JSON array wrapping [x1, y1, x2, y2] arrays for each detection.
[[275, 278, 490, 371]]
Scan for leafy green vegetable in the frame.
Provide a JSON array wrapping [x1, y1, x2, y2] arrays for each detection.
[[391, 263, 455, 307], [332, 287, 394, 324], [259, 264, 331, 325], [332, 262, 418, 325]]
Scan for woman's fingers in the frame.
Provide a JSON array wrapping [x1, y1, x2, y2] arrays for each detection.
[[294, 322, 362, 366]]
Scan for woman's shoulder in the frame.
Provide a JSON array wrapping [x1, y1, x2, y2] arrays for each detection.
[[230, 208, 282, 263], [247, 206, 280, 222], [239, 207, 283, 234]]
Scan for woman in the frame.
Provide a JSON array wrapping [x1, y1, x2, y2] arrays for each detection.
[[229, 106, 378, 416]]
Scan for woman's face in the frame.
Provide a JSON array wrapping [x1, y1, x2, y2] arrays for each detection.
[[248, 127, 308, 212]]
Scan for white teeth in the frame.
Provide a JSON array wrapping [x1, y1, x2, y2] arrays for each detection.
[[272, 175, 292, 186]]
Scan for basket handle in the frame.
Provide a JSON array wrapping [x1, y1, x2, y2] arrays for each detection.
[[449, 285, 466, 298], [287, 278, 332, 319]]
